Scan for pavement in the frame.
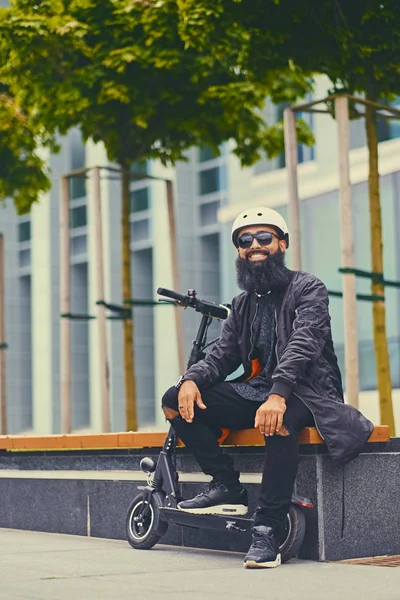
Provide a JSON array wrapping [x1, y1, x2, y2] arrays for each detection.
[[0, 529, 399, 600]]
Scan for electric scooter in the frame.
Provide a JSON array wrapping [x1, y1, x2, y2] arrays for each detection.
[[126, 287, 313, 562]]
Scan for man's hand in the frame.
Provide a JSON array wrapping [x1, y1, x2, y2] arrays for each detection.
[[178, 380, 207, 423], [255, 394, 287, 436]]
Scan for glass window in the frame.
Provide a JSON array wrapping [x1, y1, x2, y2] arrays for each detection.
[[199, 146, 218, 162], [254, 100, 314, 175], [71, 132, 86, 170], [18, 221, 31, 243], [292, 108, 314, 164], [70, 176, 86, 201], [130, 187, 149, 213], [19, 249, 31, 268], [131, 161, 148, 175], [199, 167, 221, 195], [199, 201, 220, 226], [70, 235, 87, 256], [378, 97, 400, 142], [70, 205, 87, 229], [351, 97, 400, 148], [377, 116, 391, 143], [388, 97, 400, 140], [131, 219, 149, 241], [200, 234, 221, 320]]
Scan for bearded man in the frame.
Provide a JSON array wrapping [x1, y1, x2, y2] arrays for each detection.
[[161, 207, 373, 569]]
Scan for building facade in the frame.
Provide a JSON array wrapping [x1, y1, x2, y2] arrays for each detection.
[[1, 77, 400, 434]]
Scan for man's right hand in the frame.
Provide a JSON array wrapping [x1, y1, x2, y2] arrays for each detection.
[[178, 380, 207, 423]]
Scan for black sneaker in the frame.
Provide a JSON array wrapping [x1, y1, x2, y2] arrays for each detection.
[[243, 525, 281, 568], [177, 481, 248, 516]]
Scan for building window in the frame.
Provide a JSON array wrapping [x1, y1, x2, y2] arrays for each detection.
[[199, 146, 219, 163], [19, 249, 31, 268], [377, 97, 400, 143], [70, 235, 87, 256], [131, 219, 150, 241], [131, 160, 148, 175], [254, 99, 315, 175], [70, 176, 86, 201], [200, 233, 221, 301], [130, 187, 149, 213], [350, 96, 400, 149], [199, 201, 220, 227], [70, 205, 87, 229], [70, 129, 86, 199], [19, 274, 33, 430], [18, 221, 31, 243], [199, 167, 221, 195]]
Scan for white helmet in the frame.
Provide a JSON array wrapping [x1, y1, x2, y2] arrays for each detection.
[[231, 207, 290, 248]]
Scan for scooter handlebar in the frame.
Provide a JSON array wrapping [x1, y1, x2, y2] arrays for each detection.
[[157, 287, 187, 304], [157, 287, 230, 320]]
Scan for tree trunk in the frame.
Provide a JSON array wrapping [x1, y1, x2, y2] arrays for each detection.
[[121, 166, 137, 431], [365, 91, 395, 436]]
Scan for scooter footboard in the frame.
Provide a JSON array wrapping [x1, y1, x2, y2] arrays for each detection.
[[159, 507, 253, 533]]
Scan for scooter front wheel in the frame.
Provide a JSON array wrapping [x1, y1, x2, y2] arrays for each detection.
[[126, 491, 168, 550], [280, 504, 306, 563]]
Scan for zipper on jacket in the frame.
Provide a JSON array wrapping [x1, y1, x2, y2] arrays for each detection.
[[274, 309, 279, 364], [248, 299, 259, 362]]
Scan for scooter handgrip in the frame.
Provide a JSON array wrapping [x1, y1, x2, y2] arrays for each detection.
[[157, 287, 187, 303], [197, 301, 229, 320], [209, 304, 230, 320]]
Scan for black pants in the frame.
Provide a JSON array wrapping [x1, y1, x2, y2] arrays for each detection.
[[161, 382, 314, 533]]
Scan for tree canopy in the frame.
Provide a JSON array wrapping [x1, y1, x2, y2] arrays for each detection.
[[0, 0, 314, 169], [178, 0, 400, 99], [0, 85, 51, 214]]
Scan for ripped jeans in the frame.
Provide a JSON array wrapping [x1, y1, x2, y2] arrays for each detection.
[[161, 382, 314, 533]]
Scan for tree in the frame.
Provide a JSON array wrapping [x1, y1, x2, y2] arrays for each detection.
[[178, 0, 400, 434], [0, 85, 51, 214], [0, 0, 313, 431]]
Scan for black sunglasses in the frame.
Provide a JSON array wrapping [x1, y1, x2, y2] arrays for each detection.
[[237, 230, 280, 249]]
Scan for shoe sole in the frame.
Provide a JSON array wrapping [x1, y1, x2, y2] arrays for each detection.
[[177, 504, 248, 516], [243, 554, 281, 569]]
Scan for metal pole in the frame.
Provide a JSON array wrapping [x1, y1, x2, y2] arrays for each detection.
[[0, 235, 6, 435], [60, 176, 71, 432], [92, 167, 111, 432], [335, 96, 359, 408], [284, 107, 302, 270], [166, 180, 186, 374]]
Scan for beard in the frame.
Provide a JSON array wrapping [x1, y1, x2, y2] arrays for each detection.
[[235, 248, 291, 294]]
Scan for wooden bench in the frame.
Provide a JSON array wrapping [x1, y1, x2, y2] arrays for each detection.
[[0, 426, 390, 451]]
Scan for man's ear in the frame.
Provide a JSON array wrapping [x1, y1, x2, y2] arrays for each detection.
[[279, 240, 287, 252]]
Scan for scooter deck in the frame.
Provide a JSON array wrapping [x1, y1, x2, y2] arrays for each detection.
[[159, 507, 254, 533]]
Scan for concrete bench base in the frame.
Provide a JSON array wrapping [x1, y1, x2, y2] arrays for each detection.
[[0, 437, 398, 561]]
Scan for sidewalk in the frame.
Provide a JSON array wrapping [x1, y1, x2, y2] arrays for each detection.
[[0, 528, 398, 600]]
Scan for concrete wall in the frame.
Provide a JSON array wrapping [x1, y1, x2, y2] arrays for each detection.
[[0, 439, 398, 561]]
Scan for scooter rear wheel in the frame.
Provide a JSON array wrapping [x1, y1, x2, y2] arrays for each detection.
[[126, 491, 168, 550], [280, 504, 306, 563]]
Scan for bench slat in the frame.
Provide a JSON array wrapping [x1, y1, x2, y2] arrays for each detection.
[[0, 426, 389, 452], [224, 425, 390, 446]]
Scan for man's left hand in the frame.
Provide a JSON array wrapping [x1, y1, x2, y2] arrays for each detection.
[[255, 394, 287, 436]]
